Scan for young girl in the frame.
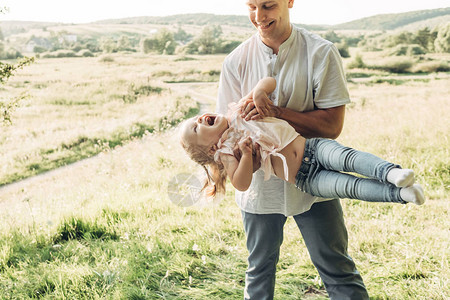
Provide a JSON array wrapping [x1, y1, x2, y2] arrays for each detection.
[[180, 77, 425, 205]]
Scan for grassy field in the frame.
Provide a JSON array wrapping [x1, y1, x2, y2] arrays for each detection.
[[0, 53, 449, 299]]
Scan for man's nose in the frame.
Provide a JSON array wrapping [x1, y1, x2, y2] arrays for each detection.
[[255, 8, 266, 24]]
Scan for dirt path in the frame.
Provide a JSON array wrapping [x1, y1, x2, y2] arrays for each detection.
[[167, 81, 217, 113], [0, 82, 217, 195]]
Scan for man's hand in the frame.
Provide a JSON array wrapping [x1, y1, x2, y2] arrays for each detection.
[[238, 77, 279, 121], [239, 97, 281, 121]]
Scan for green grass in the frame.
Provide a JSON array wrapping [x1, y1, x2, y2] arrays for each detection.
[[0, 102, 199, 186], [0, 54, 207, 186], [0, 53, 449, 299]]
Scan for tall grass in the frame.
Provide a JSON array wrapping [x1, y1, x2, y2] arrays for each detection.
[[0, 53, 448, 299], [0, 54, 225, 185]]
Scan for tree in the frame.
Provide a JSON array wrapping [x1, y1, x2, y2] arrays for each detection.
[[100, 37, 117, 53], [413, 27, 434, 51], [0, 6, 34, 125], [323, 31, 341, 43], [190, 25, 223, 54], [174, 27, 192, 43], [142, 38, 158, 54], [155, 29, 176, 55], [386, 32, 413, 47], [434, 23, 450, 53], [142, 28, 176, 55], [118, 35, 131, 51], [1, 57, 34, 124]]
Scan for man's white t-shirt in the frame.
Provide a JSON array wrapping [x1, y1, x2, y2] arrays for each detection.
[[216, 26, 350, 216]]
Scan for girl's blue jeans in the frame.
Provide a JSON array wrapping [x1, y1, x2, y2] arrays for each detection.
[[295, 138, 406, 203]]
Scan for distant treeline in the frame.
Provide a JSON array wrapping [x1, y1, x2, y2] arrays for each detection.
[[0, 22, 448, 60], [0, 7, 449, 59], [95, 7, 450, 31]]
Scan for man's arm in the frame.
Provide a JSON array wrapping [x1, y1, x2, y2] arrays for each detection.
[[240, 91, 346, 139], [274, 105, 345, 139]]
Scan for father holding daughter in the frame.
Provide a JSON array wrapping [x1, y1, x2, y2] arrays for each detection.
[[216, 0, 368, 299]]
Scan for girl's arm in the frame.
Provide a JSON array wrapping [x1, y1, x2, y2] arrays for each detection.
[[219, 137, 254, 191], [241, 77, 276, 118]]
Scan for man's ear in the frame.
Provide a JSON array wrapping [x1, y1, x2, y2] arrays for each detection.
[[288, 0, 294, 9]]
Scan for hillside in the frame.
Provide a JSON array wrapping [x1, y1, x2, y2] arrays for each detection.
[[1, 7, 448, 37], [334, 7, 450, 30], [0, 20, 60, 36], [94, 7, 449, 31], [396, 14, 450, 32], [94, 14, 252, 27], [94, 13, 327, 31]]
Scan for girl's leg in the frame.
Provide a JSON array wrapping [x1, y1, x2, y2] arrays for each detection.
[[314, 139, 405, 184], [305, 169, 406, 203], [304, 169, 425, 204], [386, 168, 415, 187]]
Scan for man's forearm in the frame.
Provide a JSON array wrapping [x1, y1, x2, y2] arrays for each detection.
[[275, 105, 346, 139]]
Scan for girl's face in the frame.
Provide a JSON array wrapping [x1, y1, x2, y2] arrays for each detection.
[[182, 113, 229, 151]]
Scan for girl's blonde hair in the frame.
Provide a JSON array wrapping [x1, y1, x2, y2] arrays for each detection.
[[180, 134, 228, 201]]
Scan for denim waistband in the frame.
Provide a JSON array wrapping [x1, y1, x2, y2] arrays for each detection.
[[295, 138, 319, 191]]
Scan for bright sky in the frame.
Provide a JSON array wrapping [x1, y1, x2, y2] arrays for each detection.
[[1, 0, 449, 25]]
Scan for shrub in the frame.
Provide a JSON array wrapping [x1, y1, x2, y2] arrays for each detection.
[[122, 84, 164, 103], [411, 61, 450, 73], [336, 42, 350, 58], [55, 50, 77, 58], [3, 48, 23, 59], [407, 44, 427, 56], [152, 70, 173, 77], [41, 52, 55, 58], [77, 49, 94, 57], [387, 44, 426, 56], [388, 44, 408, 56], [33, 46, 47, 53], [369, 57, 414, 73], [99, 55, 114, 63], [347, 54, 365, 69], [174, 56, 196, 62], [40, 50, 77, 58], [219, 40, 241, 53]]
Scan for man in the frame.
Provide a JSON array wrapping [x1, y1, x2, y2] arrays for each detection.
[[216, 0, 370, 299]]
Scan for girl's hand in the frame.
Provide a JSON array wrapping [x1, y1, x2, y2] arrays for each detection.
[[238, 136, 253, 156], [253, 89, 273, 118], [238, 93, 255, 118], [233, 140, 261, 173]]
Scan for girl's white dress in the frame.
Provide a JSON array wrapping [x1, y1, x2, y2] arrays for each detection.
[[214, 103, 299, 181]]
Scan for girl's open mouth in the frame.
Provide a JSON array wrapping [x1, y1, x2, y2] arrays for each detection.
[[205, 115, 216, 126]]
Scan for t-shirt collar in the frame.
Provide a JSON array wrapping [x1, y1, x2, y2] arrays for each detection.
[[257, 24, 295, 55]]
